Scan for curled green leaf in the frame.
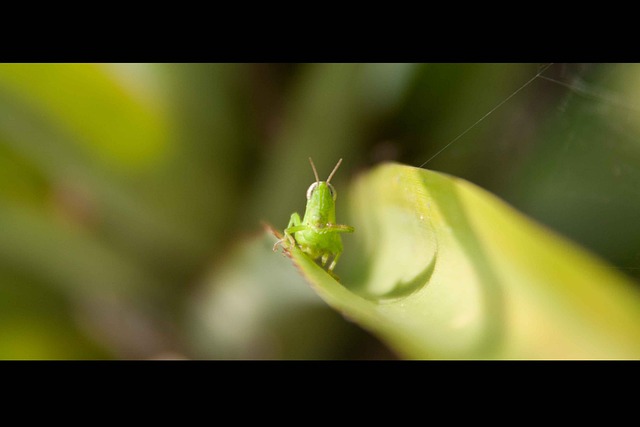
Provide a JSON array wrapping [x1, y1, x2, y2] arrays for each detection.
[[271, 163, 640, 359]]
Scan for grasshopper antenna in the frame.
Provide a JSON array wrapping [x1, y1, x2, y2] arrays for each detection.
[[309, 157, 320, 184], [326, 158, 343, 183]]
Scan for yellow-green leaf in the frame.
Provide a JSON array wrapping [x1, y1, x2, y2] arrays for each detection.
[[277, 163, 640, 359]]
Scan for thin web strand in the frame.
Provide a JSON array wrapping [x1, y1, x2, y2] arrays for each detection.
[[418, 63, 555, 168], [538, 74, 640, 114]]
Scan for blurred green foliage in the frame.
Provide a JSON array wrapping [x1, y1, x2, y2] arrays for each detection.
[[0, 63, 639, 359]]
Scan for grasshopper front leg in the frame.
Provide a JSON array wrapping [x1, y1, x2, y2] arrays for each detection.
[[273, 212, 309, 251], [324, 224, 355, 234]]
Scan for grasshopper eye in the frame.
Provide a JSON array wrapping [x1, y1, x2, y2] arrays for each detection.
[[327, 183, 336, 200], [306, 182, 319, 200]]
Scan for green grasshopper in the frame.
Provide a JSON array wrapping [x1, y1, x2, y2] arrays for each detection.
[[273, 158, 354, 273]]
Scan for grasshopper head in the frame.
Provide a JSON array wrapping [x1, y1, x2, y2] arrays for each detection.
[[306, 181, 336, 201], [304, 158, 343, 224], [306, 157, 342, 201]]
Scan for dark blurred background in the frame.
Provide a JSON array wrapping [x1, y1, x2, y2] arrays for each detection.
[[0, 63, 638, 359]]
